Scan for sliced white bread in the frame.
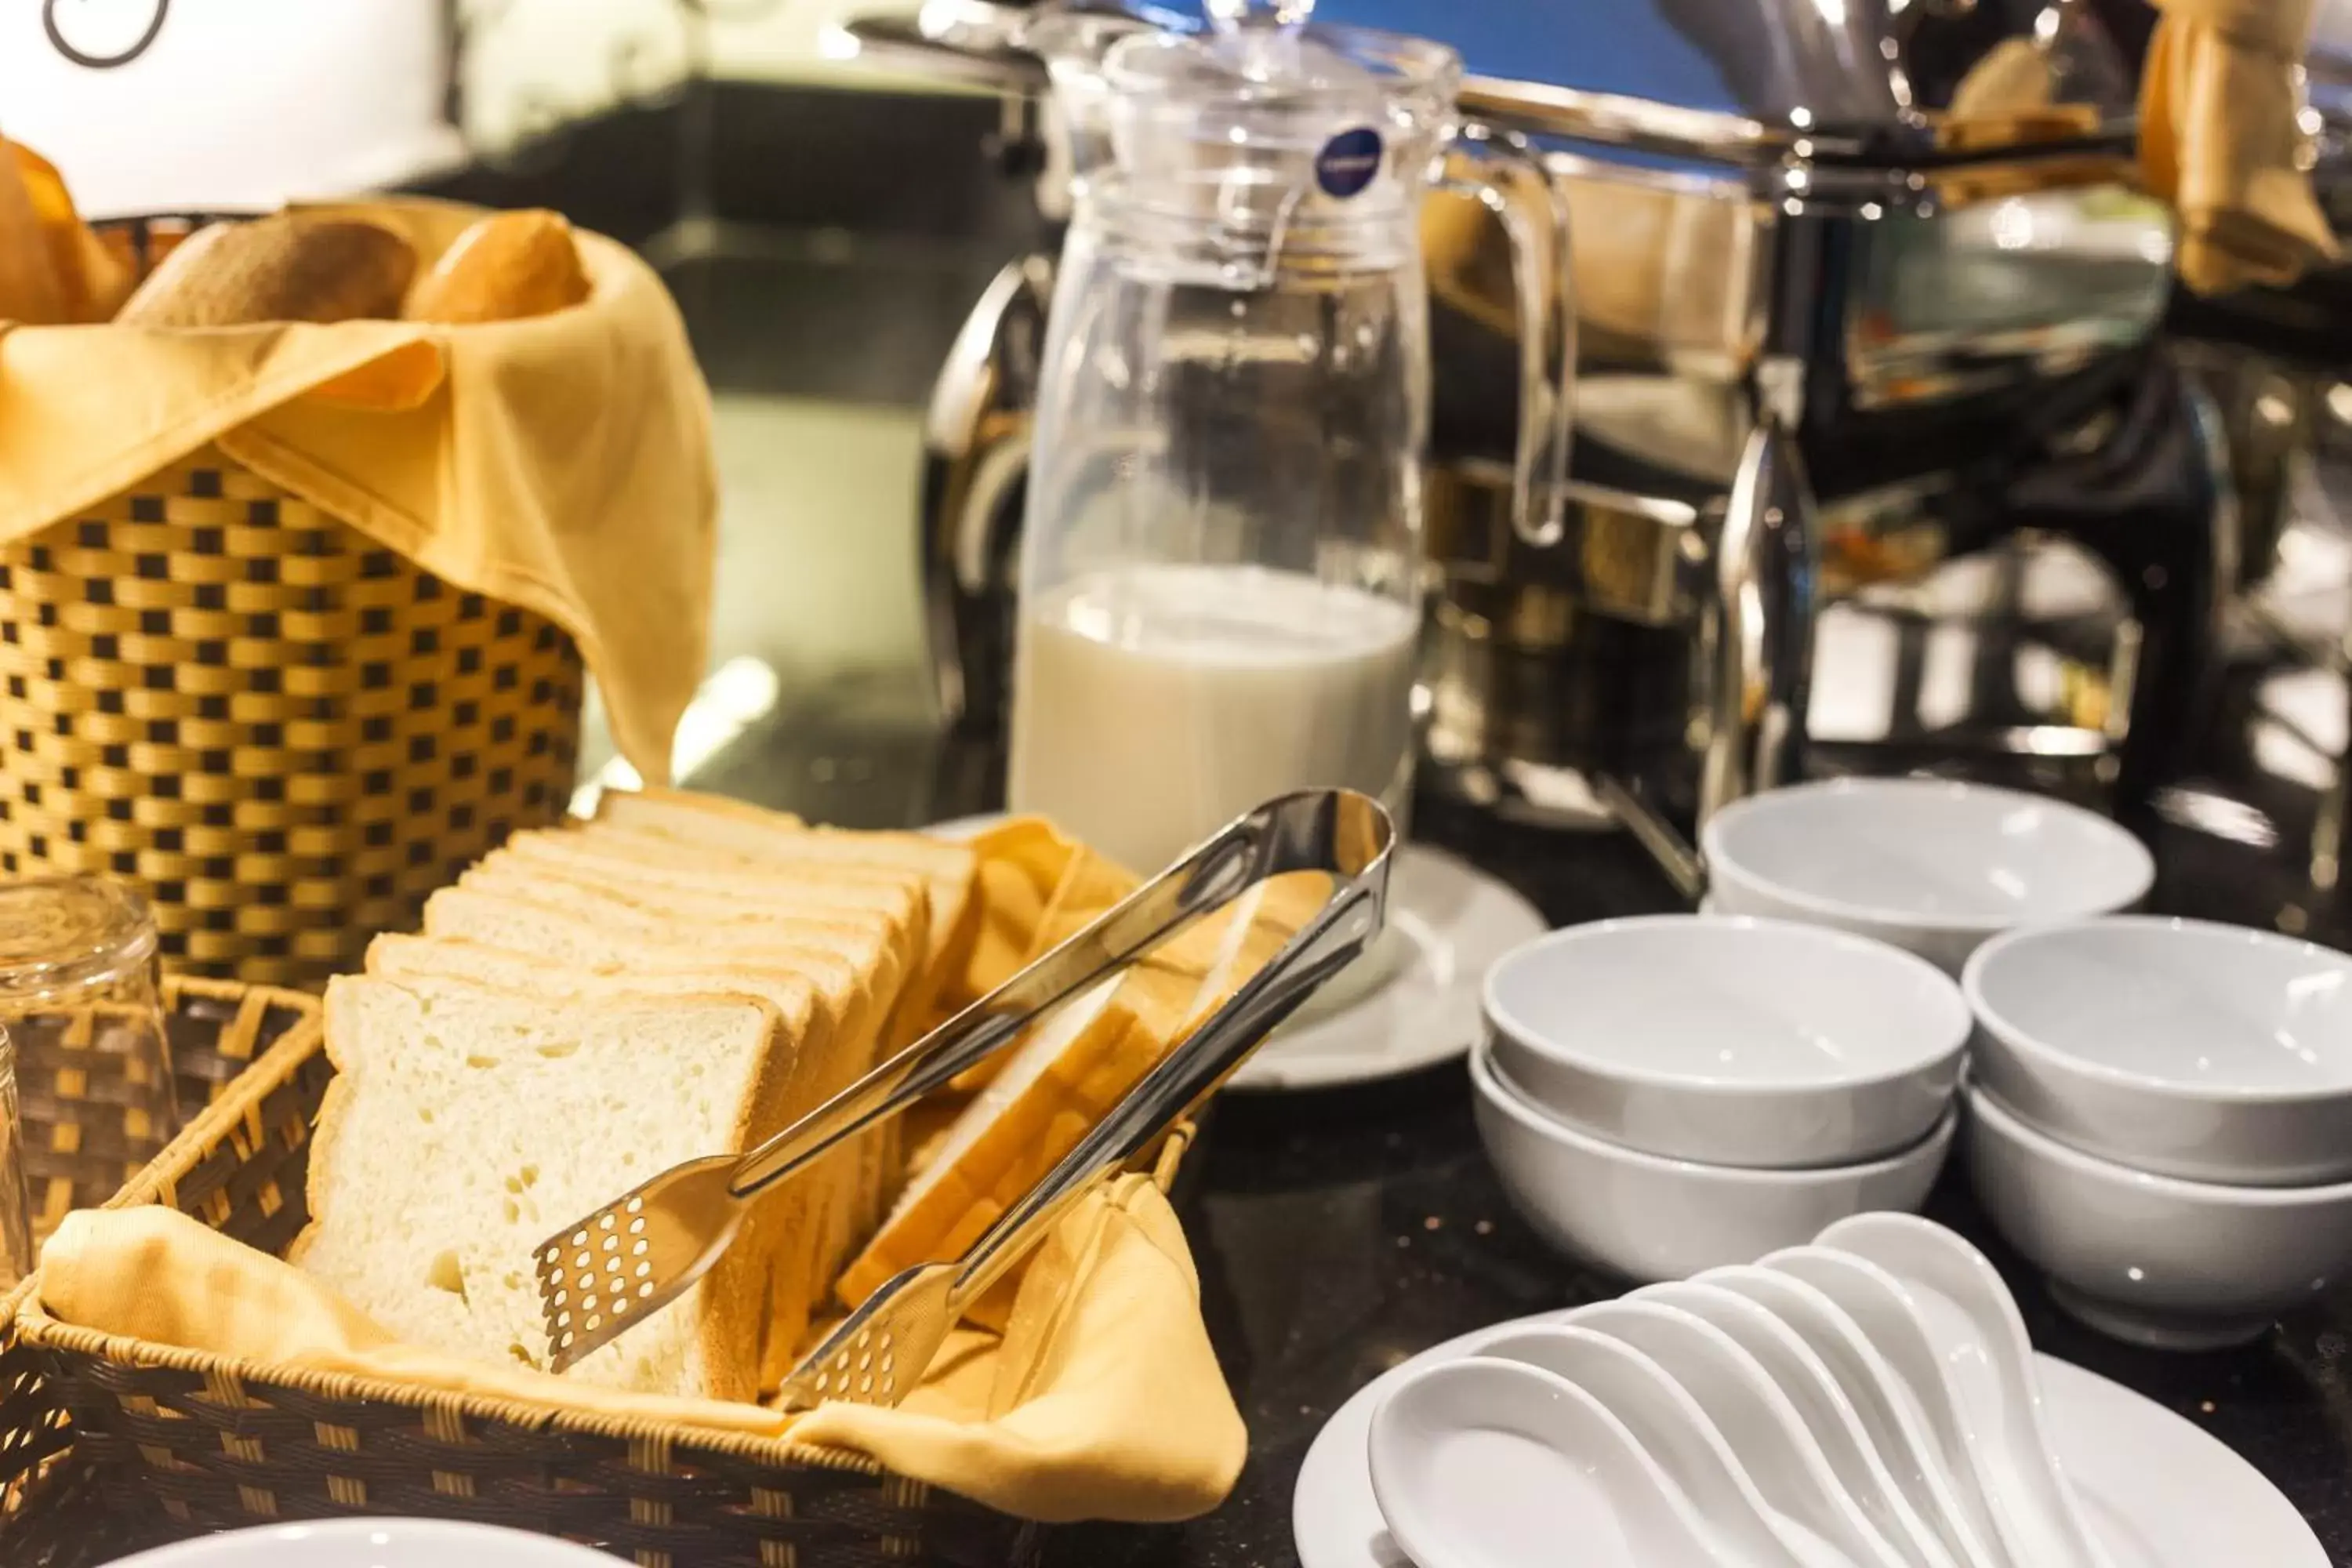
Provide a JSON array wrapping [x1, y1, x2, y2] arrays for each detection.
[[492, 828, 929, 916], [441, 866, 921, 1247], [457, 857, 922, 1031], [291, 975, 789, 1401], [415, 884, 897, 1368], [587, 790, 979, 1257], [593, 789, 979, 988], [361, 933, 855, 1376], [454, 862, 908, 957], [365, 931, 824, 1027]]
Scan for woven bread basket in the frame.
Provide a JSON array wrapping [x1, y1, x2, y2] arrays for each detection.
[[0, 975, 1197, 1566], [0, 213, 589, 989], [0, 440, 585, 989]]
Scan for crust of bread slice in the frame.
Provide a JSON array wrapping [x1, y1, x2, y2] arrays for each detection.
[[462, 855, 922, 1018], [456, 862, 905, 950], [592, 790, 980, 996], [492, 829, 930, 912], [487, 830, 936, 1022], [293, 974, 789, 1401]]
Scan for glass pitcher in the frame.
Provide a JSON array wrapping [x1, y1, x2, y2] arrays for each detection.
[[1004, 0, 1572, 877]]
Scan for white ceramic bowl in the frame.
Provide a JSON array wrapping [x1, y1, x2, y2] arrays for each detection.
[[1965, 916, 2352, 1186], [111, 1519, 617, 1567], [1483, 915, 1969, 1167], [1700, 779, 2154, 973], [1469, 1038, 1955, 1283], [1965, 1084, 2352, 1349]]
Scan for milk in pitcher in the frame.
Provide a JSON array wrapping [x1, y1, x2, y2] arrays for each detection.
[[1007, 562, 1419, 877]]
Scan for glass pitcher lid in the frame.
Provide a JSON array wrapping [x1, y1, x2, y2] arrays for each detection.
[[1088, 0, 1460, 214]]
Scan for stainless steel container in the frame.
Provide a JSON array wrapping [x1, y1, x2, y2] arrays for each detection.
[[863, 0, 2223, 854]]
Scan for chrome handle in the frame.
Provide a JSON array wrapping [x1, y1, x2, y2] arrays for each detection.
[[1699, 419, 1817, 826], [949, 795, 1392, 1301], [724, 787, 1396, 1201], [920, 253, 1053, 729], [1437, 123, 1576, 550]]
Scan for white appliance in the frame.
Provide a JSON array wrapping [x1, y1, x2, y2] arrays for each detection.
[[0, 0, 466, 216]]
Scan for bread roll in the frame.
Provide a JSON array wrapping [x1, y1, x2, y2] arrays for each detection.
[[405, 209, 591, 324], [0, 135, 66, 325], [115, 213, 416, 328]]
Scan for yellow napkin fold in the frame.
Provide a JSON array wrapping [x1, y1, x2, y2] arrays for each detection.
[[33, 1170, 1242, 1524], [2141, 0, 2340, 293], [0, 196, 713, 781]]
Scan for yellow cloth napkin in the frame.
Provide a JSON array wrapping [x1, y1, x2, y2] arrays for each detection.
[[2141, 0, 2340, 293], [0, 196, 713, 781], [33, 1170, 1243, 1524]]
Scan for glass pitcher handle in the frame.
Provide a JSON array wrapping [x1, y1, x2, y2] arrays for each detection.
[[1436, 124, 1576, 549]]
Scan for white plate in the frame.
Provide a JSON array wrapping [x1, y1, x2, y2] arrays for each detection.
[[109, 1518, 617, 1567], [1294, 1308, 2325, 1568], [1234, 844, 1544, 1091], [924, 818, 1546, 1093]]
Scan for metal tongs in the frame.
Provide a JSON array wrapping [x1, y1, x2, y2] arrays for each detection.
[[535, 787, 1396, 1392]]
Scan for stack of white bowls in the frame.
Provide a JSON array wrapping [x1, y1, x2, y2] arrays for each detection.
[[1475, 916, 1971, 1281], [1962, 916, 2352, 1348], [1474, 777, 2160, 1283]]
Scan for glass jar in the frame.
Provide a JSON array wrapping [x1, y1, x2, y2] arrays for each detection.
[[0, 877, 180, 1235]]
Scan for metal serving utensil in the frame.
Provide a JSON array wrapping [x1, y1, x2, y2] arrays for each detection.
[[535, 787, 1395, 1377]]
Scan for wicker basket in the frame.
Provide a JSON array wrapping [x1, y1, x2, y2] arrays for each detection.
[[0, 292, 586, 989], [0, 978, 1187, 1566], [1, 975, 325, 1564]]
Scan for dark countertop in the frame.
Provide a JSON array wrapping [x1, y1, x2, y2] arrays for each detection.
[[703, 687, 2352, 1568]]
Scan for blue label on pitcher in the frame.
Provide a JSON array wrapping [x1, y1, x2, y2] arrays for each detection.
[[1315, 127, 1384, 198]]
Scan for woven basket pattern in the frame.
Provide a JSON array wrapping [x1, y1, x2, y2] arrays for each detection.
[[0, 981, 1095, 1567], [0, 446, 583, 987], [1, 976, 324, 1566], [15, 975, 322, 1248]]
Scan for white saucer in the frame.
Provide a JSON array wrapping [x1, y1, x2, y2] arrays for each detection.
[[923, 818, 1545, 1093], [111, 1519, 615, 1567], [1233, 843, 1543, 1091], [1294, 1308, 2324, 1568]]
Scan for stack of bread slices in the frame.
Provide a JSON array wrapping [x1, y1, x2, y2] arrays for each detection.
[[289, 788, 1330, 1405], [292, 788, 981, 1403]]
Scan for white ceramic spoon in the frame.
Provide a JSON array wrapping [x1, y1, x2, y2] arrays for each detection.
[[1715, 1262, 2011, 1568], [1572, 1300, 1910, 1568], [1638, 1279, 1964, 1568], [1367, 1356, 1729, 1568], [1478, 1325, 1840, 1568], [1813, 1214, 2111, 1568]]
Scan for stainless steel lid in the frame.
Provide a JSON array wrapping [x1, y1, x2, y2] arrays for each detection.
[[1308, 0, 2136, 163], [849, 0, 2139, 169]]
